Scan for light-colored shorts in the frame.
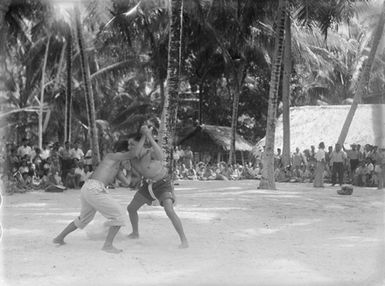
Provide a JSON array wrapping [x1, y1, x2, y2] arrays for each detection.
[[74, 179, 125, 229]]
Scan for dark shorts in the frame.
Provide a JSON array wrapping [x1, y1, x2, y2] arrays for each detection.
[[134, 176, 174, 206], [350, 159, 359, 172]]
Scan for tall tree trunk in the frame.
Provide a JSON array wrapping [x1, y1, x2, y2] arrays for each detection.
[[228, 68, 242, 165], [159, 0, 183, 174], [38, 36, 50, 150], [65, 33, 72, 142], [75, 6, 100, 166], [259, 0, 287, 190], [337, 1, 385, 146], [198, 80, 204, 125], [282, 11, 291, 168]]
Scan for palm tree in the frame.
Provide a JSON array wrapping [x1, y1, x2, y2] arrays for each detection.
[[158, 0, 183, 172], [259, 0, 287, 190], [281, 11, 291, 168], [338, 0, 385, 145], [279, 0, 364, 166], [65, 32, 72, 142], [75, 5, 100, 166], [38, 36, 50, 149]]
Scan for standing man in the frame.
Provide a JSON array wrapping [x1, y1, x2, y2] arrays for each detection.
[[274, 148, 282, 170], [345, 144, 360, 181], [372, 146, 385, 189], [330, 143, 347, 186], [126, 125, 188, 248], [59, 141, 73, 185], [53, 141, 135, 253], [292, 147, 307, 178], [70, 141, 84, 161], [183, 146, 194, 170]]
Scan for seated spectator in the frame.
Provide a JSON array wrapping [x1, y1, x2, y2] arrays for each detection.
[[18, 158, 30, 178], [186, 168, 198, 180], [202, 165, 216, 180], [230, 164, 241, 180], [40, 142, 51, 161], [215, 162, 230, 181], [32, 148, 44, 177], [48, 167, 64, 187], [43, 157, 52, 176], [42, 166, 66, 192], [195, 162, 208, 180], [274, 166, 289, 182], [8, 148, 20, 177], [179, 164, 189, 179], [17, 138, 32, 159], [84, 165, 93, 181], [302, 166, 313, 183], [354, 161, 371, 186]]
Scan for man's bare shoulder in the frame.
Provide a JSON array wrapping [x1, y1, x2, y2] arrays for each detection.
[[105, 151, 136, 161]]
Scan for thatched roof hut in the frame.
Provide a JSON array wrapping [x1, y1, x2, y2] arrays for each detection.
[[255, 104, 385, 154], [178, 124, 253, 153]]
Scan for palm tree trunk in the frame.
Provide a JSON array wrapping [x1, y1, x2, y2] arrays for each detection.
[[65, 33, 72, 142], [38, 36, 50, 150], [75, 6, 100, 166], [159, 0, 183, 174], [228, 68, 242, 165], [337, 1, 385, 146], [282, 11, 291, 168], [259, 0, 287, 190], [198, 80, 204, 124]]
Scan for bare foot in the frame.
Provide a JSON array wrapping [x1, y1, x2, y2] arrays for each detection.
[[127, 232, 139, 239], [53, 237, 65, 245], [179, 240, 189, 249], [102, 245, 123, 254]]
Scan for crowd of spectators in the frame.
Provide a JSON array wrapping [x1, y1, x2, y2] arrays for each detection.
[[173, 143, 385, 189], [0, 138, 93, 193], [1, 139, 384, 193], [173, 146, 262, 181], [270, 143, 385, 189]]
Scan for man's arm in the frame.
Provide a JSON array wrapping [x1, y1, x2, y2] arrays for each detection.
[[108, 150, 136, 161], [117, 170, 132, 187], [134, 133, 147, 158], [141, 125, 164, 161]]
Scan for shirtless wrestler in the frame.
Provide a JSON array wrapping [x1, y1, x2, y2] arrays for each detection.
[[126, 125, 188, 248], [53, 141, 134, 253]]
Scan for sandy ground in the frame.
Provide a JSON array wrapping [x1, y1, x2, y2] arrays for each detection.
[[0, 180, 384, 286]]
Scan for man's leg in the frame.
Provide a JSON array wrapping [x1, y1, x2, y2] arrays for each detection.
[[126, 193, 148, 238], [338, 163, 344, 185], [54, 193, 96, 245], [53, 221, 78, 245], [84, 189, 126, 253], [331, 164, 337, 185], [162, 198, 188, 248], [102, 226, 122, 253], [377, 170, 383, 189]]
